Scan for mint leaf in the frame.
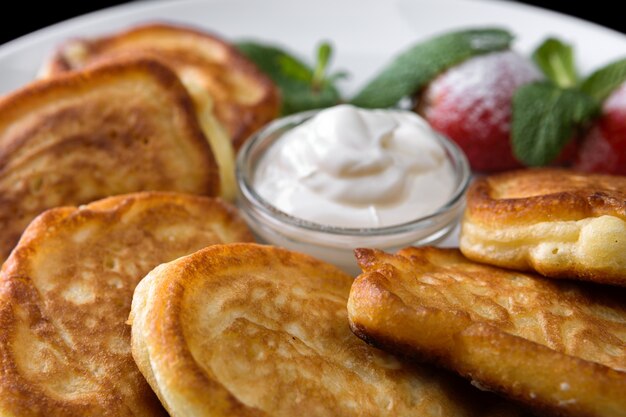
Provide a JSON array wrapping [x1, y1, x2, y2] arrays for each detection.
[[350, 28, 513, 108], [277, 54, 311, 83], [237, 41, 343, 115], [532, 38, 578, 88], [312, 42, 332, 90], [512, 82, 599, 166], [580, 58, 626, 102]]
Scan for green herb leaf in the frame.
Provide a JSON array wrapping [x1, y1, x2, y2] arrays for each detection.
[[512, 82, 599, 166], [580, 58, 626, 102], [236, 41, 343, 115], [532, 38, 578, 88], [312, 42, 332, 90], [350, 28, 513, 108]]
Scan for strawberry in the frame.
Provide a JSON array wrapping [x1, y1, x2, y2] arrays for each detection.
[[574, 81, 626, 174], [417, 50, 543, 172]]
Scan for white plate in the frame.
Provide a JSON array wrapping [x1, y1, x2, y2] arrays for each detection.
[[1, 0, 625, 95]]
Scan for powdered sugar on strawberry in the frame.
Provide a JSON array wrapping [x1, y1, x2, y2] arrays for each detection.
[[419, 50, 543, 171], [575, 81, 626, 174]]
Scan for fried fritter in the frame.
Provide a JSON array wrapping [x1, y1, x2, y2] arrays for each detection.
[[0, 192, 253, 417], [461, 168, 626, 286], [41, 22, 281, 199], [0, 57, 219, 263], [129, 243, 524, 417], [348, 246, 626, 417]]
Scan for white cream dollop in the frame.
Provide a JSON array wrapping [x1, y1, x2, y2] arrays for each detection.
[[253, 104, 456, 228]]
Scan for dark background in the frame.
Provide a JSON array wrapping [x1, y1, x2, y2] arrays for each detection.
[[0, 1, 624, 45]]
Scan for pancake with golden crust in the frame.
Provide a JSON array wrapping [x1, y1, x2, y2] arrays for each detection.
[[461, 168, 626, 286], [129, 243, 524, 417], [42, 22, 281, 199], [41, 22, 279, 150], [0, 57, 219, 263], [0, 192, 253, 417], [348, 247, 626, 417]]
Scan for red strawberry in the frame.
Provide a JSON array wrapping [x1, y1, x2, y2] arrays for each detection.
[[574, 81, 626, 174], [417, 50, 543, 172]]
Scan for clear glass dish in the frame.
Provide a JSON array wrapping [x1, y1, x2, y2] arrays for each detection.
[[236, 109, 471, 274]]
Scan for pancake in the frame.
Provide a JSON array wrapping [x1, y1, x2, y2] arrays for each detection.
[[460, 168, 626, 286], [129, 243, 524, 417], [0, 192, 253, 417], [0, 57, 219, 263], [348, 246, 626, 417], [41, 22, 281, 199]]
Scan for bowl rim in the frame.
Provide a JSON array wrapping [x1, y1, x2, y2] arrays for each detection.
[[236, 107, 471, 238]]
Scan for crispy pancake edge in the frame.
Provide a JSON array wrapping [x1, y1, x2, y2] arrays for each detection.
[[130, 244, 310, 417], [464, 168, 626, 225], [348, 247, 626, 417], [462, 168, 626, 286], [2, 191, 253, 277]]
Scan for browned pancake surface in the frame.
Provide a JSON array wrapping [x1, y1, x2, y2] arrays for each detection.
[[461, 168, 626, 285], [43, 22, 280, 151], [130, 243, 524, 417], [466, 168, 626, 224], [0, 192, 253, 417], [0, 57, 219, 262], [348, 246, 626, 417]]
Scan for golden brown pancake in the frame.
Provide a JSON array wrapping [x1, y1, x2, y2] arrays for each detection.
[[41, 22, 279, 151], [0, 192, 253, 417], [461, 168, 626, 286], [348, 246, 626, 417], [41, 22, 281, 199], [129, 243, 524, 417], [0, 57, 219, 263]]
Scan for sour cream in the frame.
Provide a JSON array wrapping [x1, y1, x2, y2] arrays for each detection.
[[253, 104, 456, 228]]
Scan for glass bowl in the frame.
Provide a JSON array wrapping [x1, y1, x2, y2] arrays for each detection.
[[236, 109, 470, 274]]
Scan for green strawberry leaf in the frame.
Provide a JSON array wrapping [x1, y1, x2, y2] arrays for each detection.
[[512, 82, 599, 166], [580, 58, 626, 102], [350, 28, 514, 108], [532, 37, 578, 88], [236, 41, 344, 115]]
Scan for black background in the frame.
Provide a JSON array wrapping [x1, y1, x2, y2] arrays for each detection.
[[0, 1, 624, 46]]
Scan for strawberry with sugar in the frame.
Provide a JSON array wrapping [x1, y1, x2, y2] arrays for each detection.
[[418, 50, 542, 171], [575, 83, 626, 174], [351, 29, 626, 173], [350, 28, 542, 172], [575, 59, 626, 174]]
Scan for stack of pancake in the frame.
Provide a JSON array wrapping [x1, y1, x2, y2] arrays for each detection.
[[0, 192, 254, 416], [0, 21, 280, 416], [0, 21, 623, 417], [0, 22, 280, 263], [349, 168, 626, 417], [124, 169, 623, 417]]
